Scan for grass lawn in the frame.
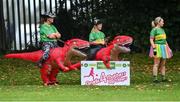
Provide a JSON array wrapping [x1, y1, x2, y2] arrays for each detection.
[[0, 52, 180, 101]]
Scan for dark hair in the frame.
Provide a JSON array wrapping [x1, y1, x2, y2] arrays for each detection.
[[40, 17, 46, 24], [94, 19, 102, 25], [91, 19, 103, 32]]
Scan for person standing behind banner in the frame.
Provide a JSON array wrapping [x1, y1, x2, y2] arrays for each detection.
[[36, 12, 61, 68], [149, 17, 173, 83], [88, 19, 106, 60]]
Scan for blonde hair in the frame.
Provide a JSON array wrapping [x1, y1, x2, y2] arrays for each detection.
[[91, 26, 96, 32], [91, 19, 102, 32], [151, 17, 163, 27]]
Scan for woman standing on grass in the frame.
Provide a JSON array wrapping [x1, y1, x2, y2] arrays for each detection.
[[149, 17, 173, 83]]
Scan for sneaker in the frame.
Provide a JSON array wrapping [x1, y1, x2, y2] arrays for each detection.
[[54, 82, 59, 86], [162, 79, 168, 82], [43, 83, 50, 86], [153, 80, 160, 83], [49, 81, 59, 85]]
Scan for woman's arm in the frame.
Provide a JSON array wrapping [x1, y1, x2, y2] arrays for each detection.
[[150, 28, 156, 48], [150, 38, 156, 48], [47, 32, 61, 39], [47, 25, 61, 39]]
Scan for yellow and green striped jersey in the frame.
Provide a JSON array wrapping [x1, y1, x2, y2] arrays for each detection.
[[150, 27, 167, 44]]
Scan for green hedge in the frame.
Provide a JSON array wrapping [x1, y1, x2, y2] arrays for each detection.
[[56, 0, 180, 52]]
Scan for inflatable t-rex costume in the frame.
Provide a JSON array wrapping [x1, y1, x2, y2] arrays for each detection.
[[69, 35, 133, 69], [96, 35, 133, 68], [5, 39, 90, 85]]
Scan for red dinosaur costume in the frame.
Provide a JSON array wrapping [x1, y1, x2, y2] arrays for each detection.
[[69, 35, 133, 69], [5, 35, 133, 85], [5, 39, 90, 85]]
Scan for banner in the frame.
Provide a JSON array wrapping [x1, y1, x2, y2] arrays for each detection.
[[81, 61, 130, 86]]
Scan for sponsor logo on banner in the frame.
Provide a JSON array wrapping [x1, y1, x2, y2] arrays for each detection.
[[81, 61, 130, 86]]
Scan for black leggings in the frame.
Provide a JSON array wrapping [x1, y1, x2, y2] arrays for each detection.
[[88, 44, 105, 60]]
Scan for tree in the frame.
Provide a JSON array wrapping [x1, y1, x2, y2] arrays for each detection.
[[56, 0, 180, 52]]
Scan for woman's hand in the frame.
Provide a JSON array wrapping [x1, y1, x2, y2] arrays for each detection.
[[47, 33, 56, 38], [152, 44, 156, 49], [55, 33, 61, 38], [47, 33, 61, 39], [90, 41, 105, 45]]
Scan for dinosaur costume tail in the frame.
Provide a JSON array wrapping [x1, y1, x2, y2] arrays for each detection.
[[5, 50, 43, 62]]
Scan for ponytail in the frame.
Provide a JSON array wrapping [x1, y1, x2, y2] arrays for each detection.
[[151, 21, 156, 28], [91, 26, 96, 32], [151, 16, 163, 28]]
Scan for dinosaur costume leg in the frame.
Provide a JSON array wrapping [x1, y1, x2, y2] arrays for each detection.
[[40, 64, 51, 85], [49, 68, 59, 84]]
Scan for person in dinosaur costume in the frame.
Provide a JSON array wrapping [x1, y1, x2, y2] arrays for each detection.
[[88, 19, 106, 60], [37, 12, 61, 68], [69, 35, 133, 69], [5, 39, 90, 86], [81, 19, 133, 68]]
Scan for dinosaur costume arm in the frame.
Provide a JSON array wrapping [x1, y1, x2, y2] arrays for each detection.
[[55, 58, 69, 72], [69, 62, 81, 70], [101, 56, 111, 68]]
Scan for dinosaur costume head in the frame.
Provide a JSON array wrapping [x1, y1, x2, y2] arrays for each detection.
[[65, 38, 90, 49], [109, 35, 133, 53], [110, 35, 133, 46], [64, 38, 90, 58]]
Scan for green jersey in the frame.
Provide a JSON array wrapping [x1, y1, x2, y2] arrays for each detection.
[[150, 27, 167, 44], [89, 31, 105, 44], [40, 23, 58, 42]]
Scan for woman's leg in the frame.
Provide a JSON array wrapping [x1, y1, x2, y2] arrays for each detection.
[[153, 57, 160, 82], [88, 45, 102, 60], [37, 43, 51, 68], [159, 59, 167, 81], [49, 68, 59, 85]]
